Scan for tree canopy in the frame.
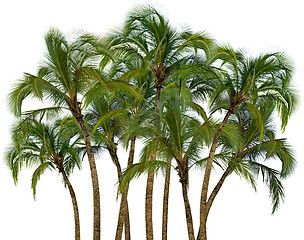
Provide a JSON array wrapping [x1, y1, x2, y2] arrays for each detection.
[[5, 5, 297, 240]]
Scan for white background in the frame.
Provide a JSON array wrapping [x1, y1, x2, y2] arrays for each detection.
[[0, 0, 303, 239]]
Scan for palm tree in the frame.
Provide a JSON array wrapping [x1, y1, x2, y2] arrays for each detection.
[[8, 28, 103, 240], [7, 28, 138, 240], [155, 89, 207, 240], [196, 45, 297, 240], [119, 87, 233, 240], [106, 6, 214, 239], [194, 103, 296, 239], [5, 118, 83, 240], [85, 92, 132, 240], [86, 56, 153, 240], [113, 66, 154, 240]]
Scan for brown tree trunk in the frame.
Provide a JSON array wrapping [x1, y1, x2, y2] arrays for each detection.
[[206, 166, 232, 215], [115, 182, 131, 240], [107, 144, 122, 179], [197, 110, 232, 240], [61, 170, 81, 240], [115, 136, 136, 240], [181, 179, 195, 240], [145, 86, 161, 240], [162, 161, 171, 240], [197, 166, 232, 240], [145, 170, 155, 240], [124, 202, 131, 240], [77, 115, 101, 240]]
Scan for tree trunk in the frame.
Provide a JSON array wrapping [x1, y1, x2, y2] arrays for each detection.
[[115, 136, 136, 240], [198, 166, 232, 240], [77, 116, 101, 240], [197, 110, 232, 240], [115, 182, 129, 240], [145, 86, 161, 240], [107, 144, 122, 179], [181, 179, 195, 240], [124, 202, 131, 240], [61, 170, 81, 240], [145, 170, 155, 240], [206, 166, 232, 215], [162, 161, 171, 240]]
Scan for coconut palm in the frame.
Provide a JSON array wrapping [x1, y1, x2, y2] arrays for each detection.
[[85, 56, 153, 240], [106, 6, 214, 239], [7, 27, 139, 240], [196, 46, 297, 240], [7, 28, 104, 240], [154, 89, 208, 240], [85, 92, 132, 240], [193, 103, 295, 239], [119, 87, 238, 240], [113, 67, 154, 240], [5, 118, 83, 240]]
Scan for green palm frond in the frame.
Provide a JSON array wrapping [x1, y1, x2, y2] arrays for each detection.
[[249, 162, 285, 213], [229, 159, 257, 191], [216, 102, 295, 214], [193, 152, 230, 171], [31, 162, 53, 200], [91, 108, 129, 135], [106, 4, 214, 99], [247, 138, 296, 178], [21, 107, 67, 122], [5, 117, 84, 198], [8, 27, 115, 121], [119, 160, 169, 193], [205, 45, 297, 133]]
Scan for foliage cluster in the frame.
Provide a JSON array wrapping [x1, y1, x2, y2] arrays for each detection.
[[5, 5, 297, 240]]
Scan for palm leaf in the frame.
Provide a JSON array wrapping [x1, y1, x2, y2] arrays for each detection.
[[31, 162, 53, 200]]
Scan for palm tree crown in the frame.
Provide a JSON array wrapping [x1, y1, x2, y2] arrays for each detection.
[[207, 45, 297, 129], [6, 118, 83, 197], [223, 104, 296, 213]]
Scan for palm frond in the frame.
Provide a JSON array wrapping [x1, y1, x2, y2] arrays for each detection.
[[119, 160, 169, 193], [249, 162, 285, 213], [31, 162, 53, 200]]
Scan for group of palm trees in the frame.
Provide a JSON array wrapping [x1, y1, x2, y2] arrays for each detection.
[[5, 5, 297, 240]]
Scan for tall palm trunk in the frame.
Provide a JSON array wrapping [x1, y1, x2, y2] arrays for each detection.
[[106, 144, 125, 240], [61, 170, 81, 240], [198, 166, 232, 240], [162, 161, 171, 240], [145, 170, 155, 240], [197, 110, 232, 240], [76, 114, 101, 240], [124, 203, 131, 240], [180, 179, 195, 240], [145, 86, 162, 240], [206, 166, 232, 215], [107, 144, 122, 179], [115, 136, 136, 240]]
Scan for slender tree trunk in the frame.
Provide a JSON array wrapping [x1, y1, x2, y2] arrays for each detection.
[[115, 136, 136, 240], [162, 161, 171, 240], [206, 166, 232, 215], [115, 184, 132, 240], [181, 179, 195, 240], [124, 201, 131, 240], [145, 86, 161, 240], [145, 169, 155, 240], [107, 144, 122, 179], [77, 116, 101, 240], [198, 223, 207, 240], [61, 170, 81, 240], [107, 146, 124, 240], [198, 166, 232, 240], [197, 110, 232, 240]]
